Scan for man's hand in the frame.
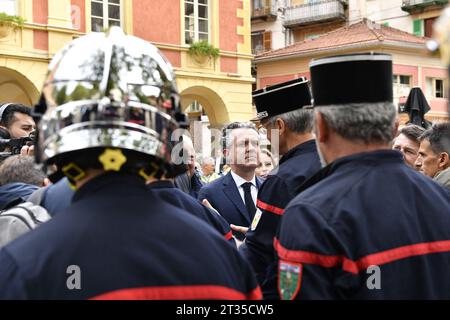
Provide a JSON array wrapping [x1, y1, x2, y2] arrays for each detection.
[[230, 224, 248, 235], [20, 145, 34, 157], [202, 199, 221, 216]]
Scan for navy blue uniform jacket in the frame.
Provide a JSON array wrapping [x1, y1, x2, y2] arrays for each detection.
[[240, 140, 321, 293], [148, 180, 233, 243], [276, 151, 450, 299], [198, 172, 263, 239], [0, 173, 261, 299]]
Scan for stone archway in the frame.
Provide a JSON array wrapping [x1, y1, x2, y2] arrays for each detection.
[[179, 85, 230, 159], [180, 85, 229, 128], [0, 67, 40, 105]]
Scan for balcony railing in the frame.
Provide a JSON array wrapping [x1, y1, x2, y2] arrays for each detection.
[[283, 0, 347, 28], [251, 0, 277, 21], [401, 0, 448, 13]]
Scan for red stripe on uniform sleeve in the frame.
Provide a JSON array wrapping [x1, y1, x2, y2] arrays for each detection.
[[257, 199, 285, 215], [274, 238, 342, 268], [274, 238, 450, 275], [346, 239, 450, 274], [224, 231, 233, 241], [90, 285, 263, 300], [247, 286, 263, 300]]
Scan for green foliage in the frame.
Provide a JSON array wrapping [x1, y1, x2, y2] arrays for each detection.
[[0, 13, 25, 28], [188, 41, 220, 59]]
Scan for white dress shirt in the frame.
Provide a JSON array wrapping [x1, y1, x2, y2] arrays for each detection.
[[230, 171, 258, 207]]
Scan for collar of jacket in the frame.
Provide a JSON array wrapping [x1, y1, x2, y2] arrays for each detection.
[[279, 139, 317, 166], [147, 180, 175, 190], [73, 172, 147, 203], [296, 150, 404, 194], [434, 166, 450, 189]]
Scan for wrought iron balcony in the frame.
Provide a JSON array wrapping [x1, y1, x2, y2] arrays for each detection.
[[283, 0, 347, 28], [401, 0, 448, 13], [251, 0, 277, 21]]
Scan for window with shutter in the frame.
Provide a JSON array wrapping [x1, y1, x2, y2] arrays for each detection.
[[251, 32, 264, 54], [263, 31, 272, 51], [413, 19, 423, 36], [424, 17, 437, 38]]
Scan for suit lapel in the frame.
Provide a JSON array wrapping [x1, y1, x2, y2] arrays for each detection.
[[223, 173, 251, 225]]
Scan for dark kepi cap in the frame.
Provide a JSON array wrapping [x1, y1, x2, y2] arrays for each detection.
[[252, 77, 312, 121], [310, 53, 393, 107]]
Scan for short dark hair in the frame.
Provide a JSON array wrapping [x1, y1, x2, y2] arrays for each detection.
[[0, 103, 32, 128], [419, 122, 450, 155], [0, 155, 46, 186], [399, 124, 426, 143], [222, 122, 259, 150]]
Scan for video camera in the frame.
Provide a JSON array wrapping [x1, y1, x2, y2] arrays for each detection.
[[0, 129, 36, 160]]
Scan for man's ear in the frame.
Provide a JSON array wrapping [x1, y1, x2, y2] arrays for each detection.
[[276, 118, 285, 136], [42, 178, 52, 187], [438, 152, 450, 170], [393, 119, 400, 141], [315, 111, 329, 143]]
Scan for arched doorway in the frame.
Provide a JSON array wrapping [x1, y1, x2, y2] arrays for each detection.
[[180, 85, 229, 128], [0, 67, 40, 105], [179, 85, 230, 162]]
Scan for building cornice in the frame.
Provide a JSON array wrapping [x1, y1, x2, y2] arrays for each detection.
[[255, 41, 428, 64], [23, 22, 84, 35], [0, 50, 51, 62]]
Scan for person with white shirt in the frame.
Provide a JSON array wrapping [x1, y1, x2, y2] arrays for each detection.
[[198, 122, 263, 240]]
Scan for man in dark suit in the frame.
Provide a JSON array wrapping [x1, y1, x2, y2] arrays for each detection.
[[198, 122, 263, 240]]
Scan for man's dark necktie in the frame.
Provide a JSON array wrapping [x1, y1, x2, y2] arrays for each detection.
[[241, 182, 256, 221]]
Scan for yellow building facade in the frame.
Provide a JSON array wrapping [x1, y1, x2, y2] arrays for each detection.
[[0, 0, 76, 105], [0, 0, 254, 127]]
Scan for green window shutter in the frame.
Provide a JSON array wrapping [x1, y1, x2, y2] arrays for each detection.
[[413, 19, 423, 36]]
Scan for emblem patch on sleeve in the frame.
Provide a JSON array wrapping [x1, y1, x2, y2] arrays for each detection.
[[278, 260, 302, 300], [250, 208, 262, 231]]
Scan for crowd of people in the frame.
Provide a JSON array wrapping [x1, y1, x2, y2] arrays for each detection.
[[0, 27, 449, 300]]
